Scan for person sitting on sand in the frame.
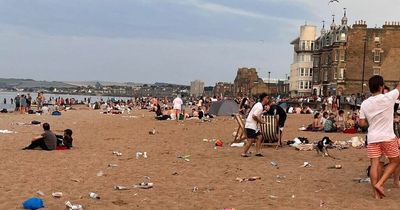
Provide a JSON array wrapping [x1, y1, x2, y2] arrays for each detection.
[[311, 113, 323, 131], [22, 123, 57, 151], [59, 129, 73, 149], [324, 113, 337, 132], [359, 75, 400, 199]]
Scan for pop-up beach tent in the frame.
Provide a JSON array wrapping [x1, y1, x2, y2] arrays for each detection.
[[208, 100, 239, 116]]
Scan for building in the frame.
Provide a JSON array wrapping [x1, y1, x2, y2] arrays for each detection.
[[289, 24, 317, 97], [313, 10, 400, 96], [190, 80, 204, 97], [233, 67, 263, 96], [213, 82, 234, 98]]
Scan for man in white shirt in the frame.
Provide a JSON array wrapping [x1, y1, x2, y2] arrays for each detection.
[[359, 75, 400, 199], [241, 93, 269, 157], [173, 95, 183, 121]]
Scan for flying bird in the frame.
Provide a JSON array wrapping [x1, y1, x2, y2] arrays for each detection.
[[328, 0, 339, 4]]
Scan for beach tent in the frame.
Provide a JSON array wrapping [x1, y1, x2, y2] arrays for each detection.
[[209, 100, 239, 116]]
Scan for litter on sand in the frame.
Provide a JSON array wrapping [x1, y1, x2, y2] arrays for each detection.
[[327, 165, 342, 169], [235, 177, 261, 182], [51, 192, 63, 198], [65, 201, 83, 210], [112, 151, 122, 156], [230, 142, 245, 147], [114, 185, 130, 190], [133, 182, 154, 189], [178, 155, 191, 162], [300, 162, 312, 168], [0, 130, 17, 134]]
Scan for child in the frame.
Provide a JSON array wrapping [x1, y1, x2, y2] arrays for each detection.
[[324, 113, 337, 132]]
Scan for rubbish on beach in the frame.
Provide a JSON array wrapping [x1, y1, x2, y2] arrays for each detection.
[[112, 151, 122, 156], [269, 195, 278, 199], [136, 152, 148, 159], [96, 171, 105, 177], [291, 195, 295, 199], [108, 164, 118, 167], [301, 162, 311, 168], [0, 130, 17, 134], [178, 155, 191, 162], [149, 128, 156, 135], [22, 197, 44, 210], [350, 136, 365, 148], [51, 192, 63, 198], [36, 191, 45, 196], [315, 189, 323, 193], [89, 192, 100, 199], [276, 175, 286, 183], [215, 139, 223, 147], [293, 144, 314, 151], [320, 200, 325, 207], [133, 182, 154, 189], [65, 201, 83, 210], [236, 177, 261, 183], [353, 178, 371, 183], [114, 185, 129, 190], [270, 161, 279, 169], [327, 165, 342, 169], [192, 186, 198, 192], [172, 172, 179, 175], [230, 142, 244, 147], [71, 179, 80, 182]]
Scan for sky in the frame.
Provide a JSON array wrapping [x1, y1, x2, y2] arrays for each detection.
[[0, 0, 399, 86]]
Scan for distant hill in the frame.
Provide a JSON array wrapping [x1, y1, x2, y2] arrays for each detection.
[[0, 78, 77, 89], [64, 81, 144, 87]]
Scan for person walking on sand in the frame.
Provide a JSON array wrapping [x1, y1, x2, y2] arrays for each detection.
[[173, 95, 183, 121], [359, 75, 400, 199], [241, 93, 269, 157]]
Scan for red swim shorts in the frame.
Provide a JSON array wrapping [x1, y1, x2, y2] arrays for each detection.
[[367, 140, 399, 159]]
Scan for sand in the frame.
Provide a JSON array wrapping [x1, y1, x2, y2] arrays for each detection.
[[0, 107, 400, 210]]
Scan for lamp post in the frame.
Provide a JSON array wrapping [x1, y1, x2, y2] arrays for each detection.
[[268, 71, 271, 95], [361, 37, 367, 94]]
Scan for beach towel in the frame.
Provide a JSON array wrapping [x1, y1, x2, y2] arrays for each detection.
[[22, 197, 44, 209]]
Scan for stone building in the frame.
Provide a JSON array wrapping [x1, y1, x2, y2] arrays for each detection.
[[190, 80, 204, 97], [289, 24, 317, 97], [213, 82, 234, 98], [233, 67, 263, 96], [313, 9, 400, 96]]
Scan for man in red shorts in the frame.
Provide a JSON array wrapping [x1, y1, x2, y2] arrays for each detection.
[[359, 75, 400, 199]]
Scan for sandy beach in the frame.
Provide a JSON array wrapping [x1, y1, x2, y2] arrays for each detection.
[[1, 107, 400, 210]]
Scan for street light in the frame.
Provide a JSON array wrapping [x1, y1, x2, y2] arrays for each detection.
[[268, 71, 271, 95], [361, 37, 367, 94]]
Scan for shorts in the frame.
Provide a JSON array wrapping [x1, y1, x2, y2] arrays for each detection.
[[367, 140, 399, 159], [246, 128, 260, 139]]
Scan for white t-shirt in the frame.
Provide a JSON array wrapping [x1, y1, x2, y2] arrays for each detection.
[[245, 102, 263, 131], [327, 96, 333, 105], [173, 97, 183, 110], [360, 89, 399, 143]]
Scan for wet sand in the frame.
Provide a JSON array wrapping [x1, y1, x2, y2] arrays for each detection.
[[0, 107, 399, 210]]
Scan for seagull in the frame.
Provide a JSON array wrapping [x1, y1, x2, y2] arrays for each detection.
[[328, 0, 339, 4]]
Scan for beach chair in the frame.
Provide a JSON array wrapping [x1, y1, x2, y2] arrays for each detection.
[[232, 114, 247, 144], [395, 122, 400, 138], [260, 115, 282, 148]]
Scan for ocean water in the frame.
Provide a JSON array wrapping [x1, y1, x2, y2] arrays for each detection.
[[0, 92, 133, 111]]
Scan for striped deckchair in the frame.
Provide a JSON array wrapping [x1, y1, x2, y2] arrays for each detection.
[[232, 114, 247, 144], [260, 115, 282, 148]]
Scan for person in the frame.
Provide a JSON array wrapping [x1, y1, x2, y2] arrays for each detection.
[[324, 113, 337, 132], [63, 129, 73, 149], [320, 112, 329, 128], [19, 95, 27, 114], [241, 93, 269, 157], [311, 113, 323, 131], [3, 98, 6, 104], [359, 75, 400, 199], [14, 94, 20, 111], [349, 94, 356, 111], [264, 101, 287, 145], [22, 123, 57, 151], [27, 93, 32, 111], [172, 95, 183, 121], [337, 110, 345, 132]]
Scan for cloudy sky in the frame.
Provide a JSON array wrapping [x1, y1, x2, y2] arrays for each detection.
[[0, 0, 398, 85]]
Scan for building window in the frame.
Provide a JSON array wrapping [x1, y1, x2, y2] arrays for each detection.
[[324, 71, 328, 81], [299, 68, 304, 76], [340, 33, 346, 41], [334, 71, 337, 80], [374, 51, 381, 63], [374, 37, 380, 42], [338, 68, 345, 79], [299, 81, 304, 89], [309, 68, 313, 77], [339, 51, 345, 61], [373, 67, 381, 75], [334, 50, 338, 61], [301, 41, 306, 50]]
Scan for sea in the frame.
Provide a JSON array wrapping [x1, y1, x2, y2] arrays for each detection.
[[0, 91, 132, 111]]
